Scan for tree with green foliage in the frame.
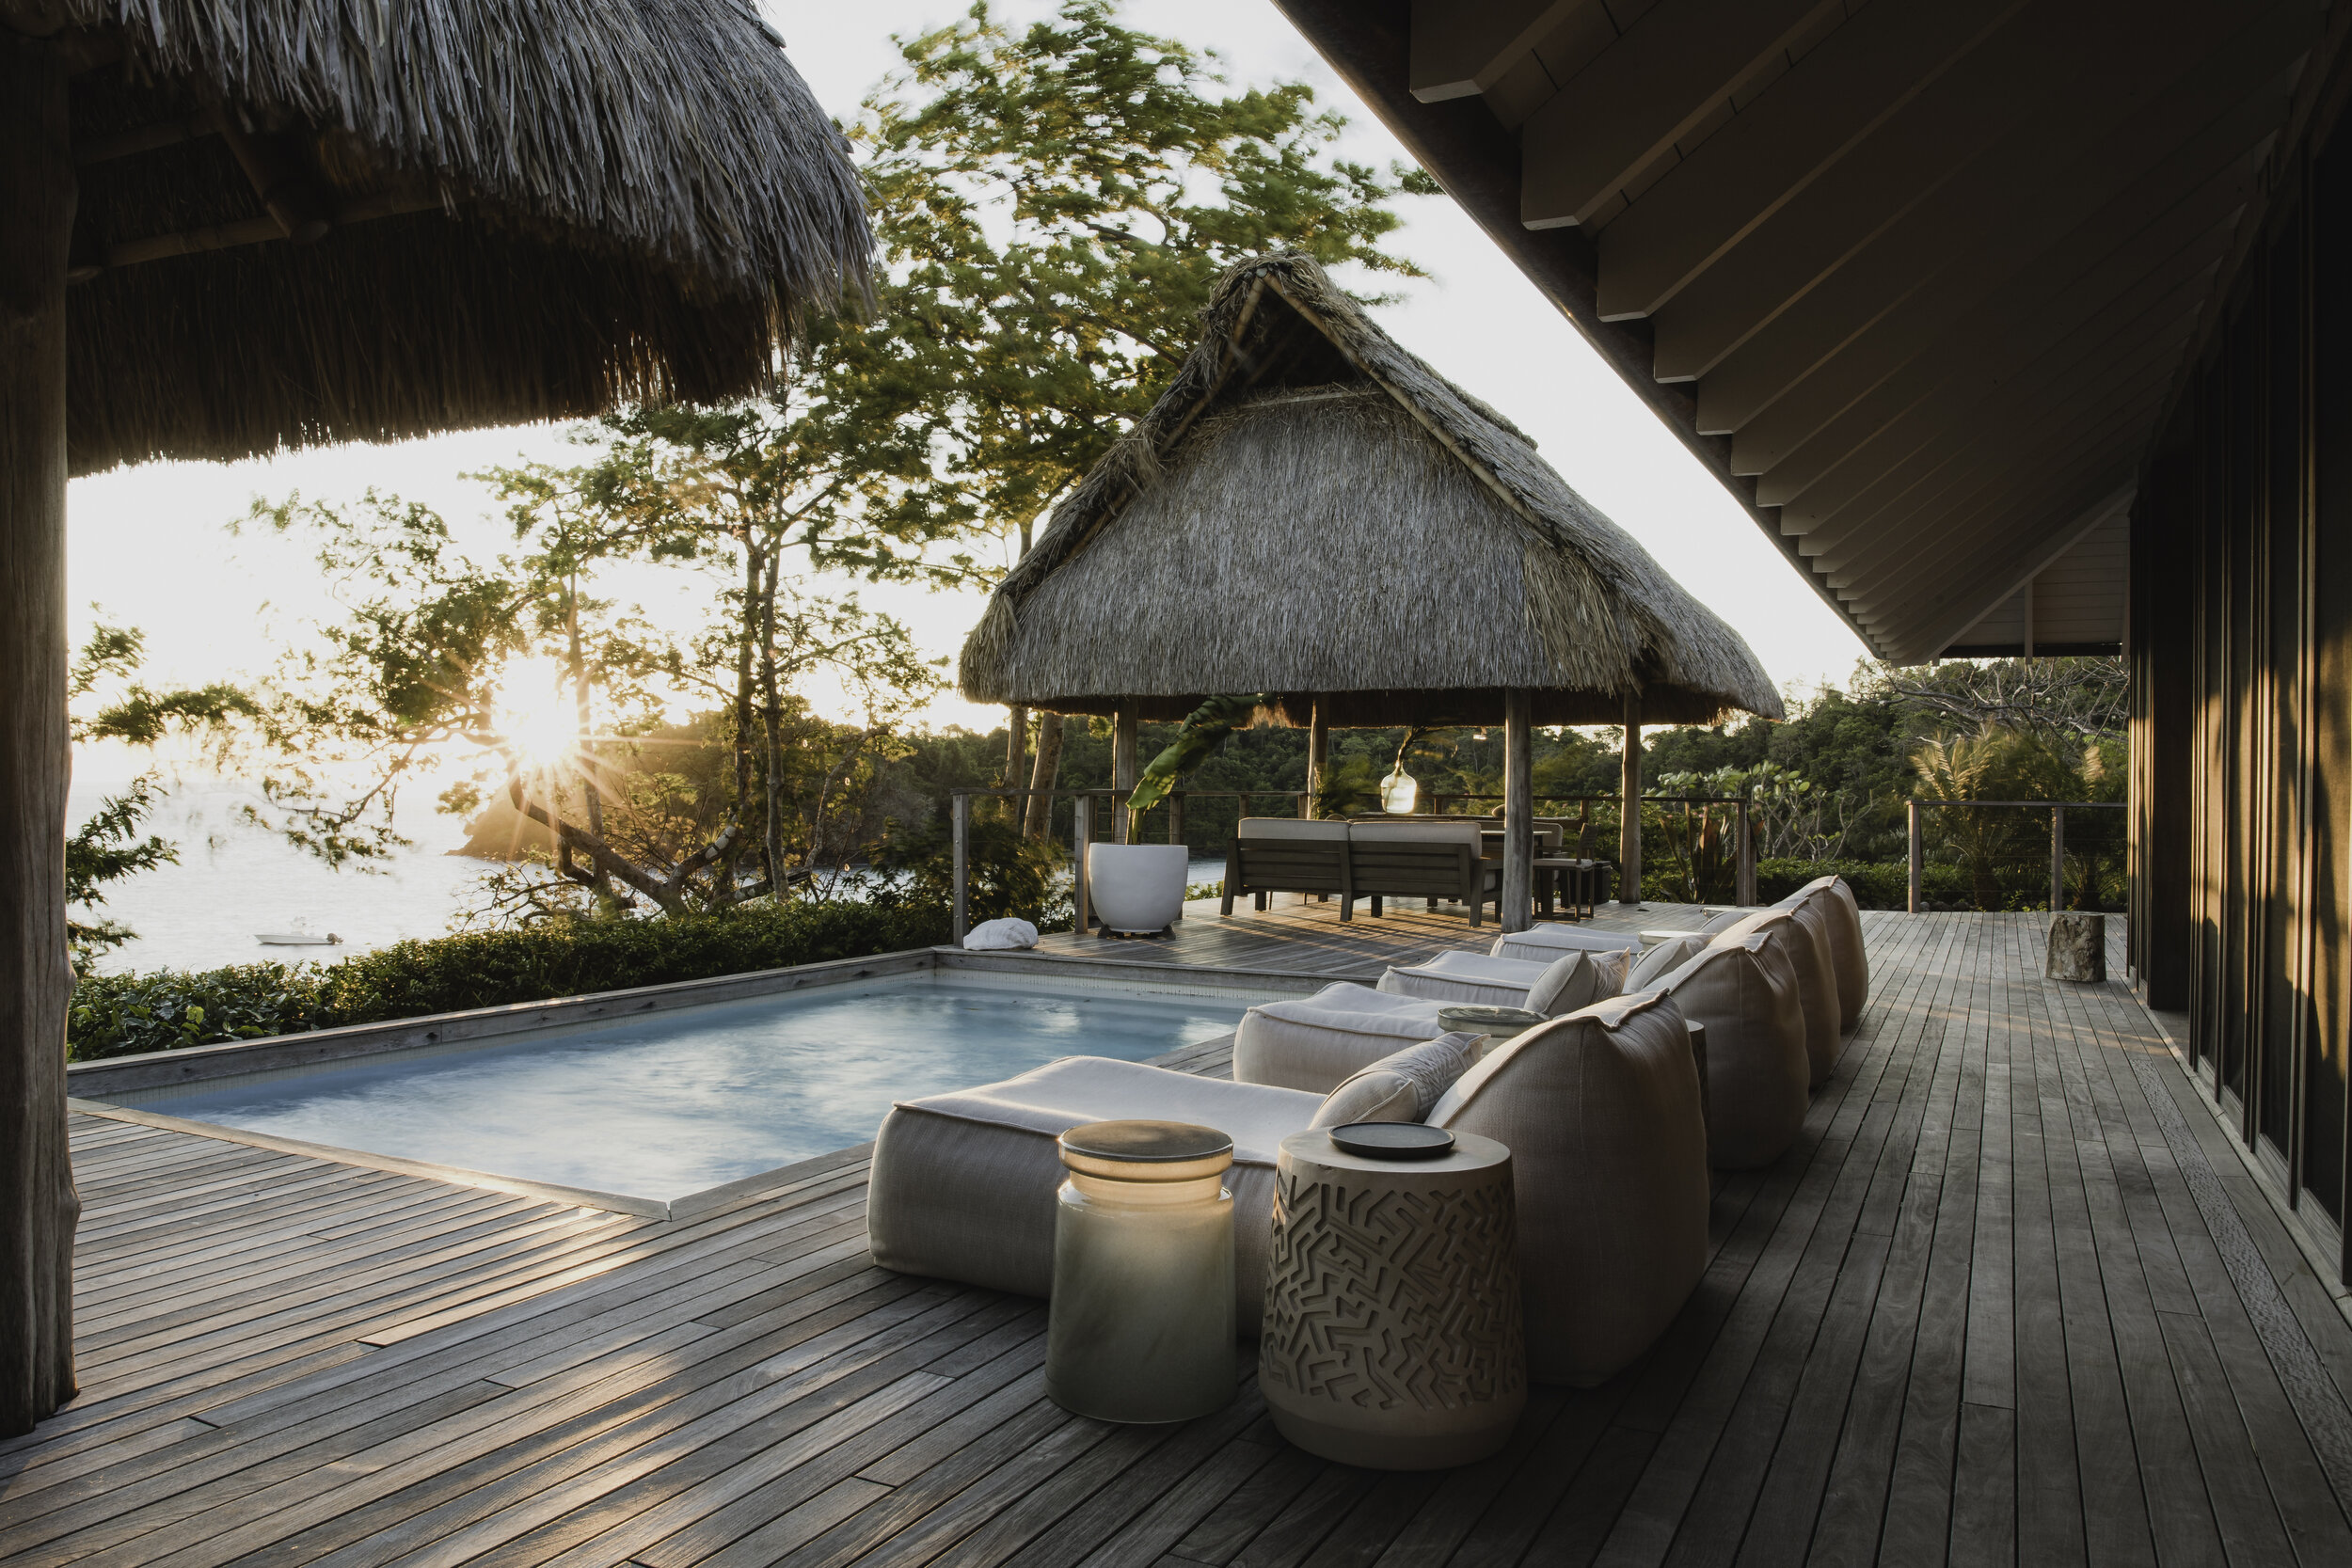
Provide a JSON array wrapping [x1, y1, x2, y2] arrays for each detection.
[[65, 625, 255, 972], [825, 0, 1438, 805]]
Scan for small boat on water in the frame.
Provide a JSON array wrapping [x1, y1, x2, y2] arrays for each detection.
[[256, 921, 344, 948]]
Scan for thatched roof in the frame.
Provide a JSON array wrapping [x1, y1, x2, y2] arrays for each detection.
[[35, 1, 872, 475], [958, 255, 1783, 728]]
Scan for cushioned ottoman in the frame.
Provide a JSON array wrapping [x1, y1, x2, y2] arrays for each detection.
[[1378, 947, 1625, 1013], [1428, 991, 1710, 1386], [1651, 934, 1809, 1168], [1773, 876, 1867, 1028], [1233, 983, 1450, 1093], [1708, 908, 1840, 1087], [866, 1057, 1321, 1334], [1488, 926, 1644, 964]]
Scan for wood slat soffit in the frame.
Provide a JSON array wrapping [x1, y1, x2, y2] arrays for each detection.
[[1282, 0, 2334, 662]]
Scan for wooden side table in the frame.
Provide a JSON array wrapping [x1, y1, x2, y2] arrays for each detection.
[[1259, 1129, 1524, 1469]]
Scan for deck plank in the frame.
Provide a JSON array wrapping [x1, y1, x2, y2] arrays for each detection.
[[12, 904, 2352, 1567]]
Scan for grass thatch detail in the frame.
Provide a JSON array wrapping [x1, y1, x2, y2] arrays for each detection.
[[959, 255, 1784, 728], [52, 0, 872, 473]]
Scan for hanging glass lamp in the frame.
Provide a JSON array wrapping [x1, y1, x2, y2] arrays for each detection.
[[1379, 763, 1419, 814]]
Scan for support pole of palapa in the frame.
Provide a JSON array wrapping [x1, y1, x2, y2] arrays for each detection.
[[1006, 705, 1026, 823], [1619, 689, 1643, 906], [0, 30, 80, 1437], [1113, 707, 1138, 844], [1305, 701, 1328, 818], [1501, 691, 1533, 932], [1023, 714, 1063, 839]]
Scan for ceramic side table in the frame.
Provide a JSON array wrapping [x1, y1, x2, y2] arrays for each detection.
[[1259, 1129, 1524, 1469]]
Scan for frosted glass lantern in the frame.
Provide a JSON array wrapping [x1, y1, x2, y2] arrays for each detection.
[[1046, 1120, 1236, 1423], [1379, 764, 1419, 814]]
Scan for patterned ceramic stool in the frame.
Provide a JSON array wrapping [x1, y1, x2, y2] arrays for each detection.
[[1259, 1128, 1524, 1469]]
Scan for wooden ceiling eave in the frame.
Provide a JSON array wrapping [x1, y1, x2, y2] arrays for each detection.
[[1275, 0, 2346, 662]]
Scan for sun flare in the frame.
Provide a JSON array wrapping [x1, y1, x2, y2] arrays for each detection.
[[496, 657, 580, 767]]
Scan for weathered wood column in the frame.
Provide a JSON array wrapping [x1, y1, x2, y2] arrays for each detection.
[[1305, 700, 1328, 818], [1112, 706, 1138, 844], [1006, 705, 1027, 818], [1021, 713, 1063, 838], [1, 31, 80, 1437], [1501, 691, 1533, 932], [1618, 690, 1643, 905]]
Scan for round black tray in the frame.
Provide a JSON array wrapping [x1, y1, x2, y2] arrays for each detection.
[[1327, 1122, 1457, 1161]]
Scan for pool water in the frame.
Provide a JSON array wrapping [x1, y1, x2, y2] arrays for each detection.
[[104, 975, 1258, 1201]]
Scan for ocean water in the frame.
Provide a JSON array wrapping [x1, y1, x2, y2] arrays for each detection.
[[72, 781, 1238, 975], [72, 782, 503, 975], [102, 974, 1262, 1199]]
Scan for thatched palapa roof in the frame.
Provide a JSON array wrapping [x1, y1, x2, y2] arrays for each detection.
[[33, 0, 873, 474], [958, 255, 1783, 728]]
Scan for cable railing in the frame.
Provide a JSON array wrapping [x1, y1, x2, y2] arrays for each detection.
[[1904, 799, 2128, 913]]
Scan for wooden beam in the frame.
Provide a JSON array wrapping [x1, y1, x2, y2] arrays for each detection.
[[0, 28, 79, 1438], [1113, 707, 1138, 846], [1518, 0, 1847, 231], [1502, 690, 1533, 931], [70, 186, 444, 281], [1687, 1, 2312, 435], [1594, 0, 2031, 320], [1407, 0, 1584, 103], [1793, 304, 2203, 571], [1617, 691, 1642, 904], [1648, 0, 2228, 384], [1267, 0, 1878, 654], [1306, 701, 1328, 818], [210, 113, 330, 245], [1810, 343, 2185, 585], [72, 114, 211, 167], [1754, 150, 2258, 504]]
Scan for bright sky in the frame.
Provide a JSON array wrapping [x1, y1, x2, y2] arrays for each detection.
[[66, 0, 1865, 785]]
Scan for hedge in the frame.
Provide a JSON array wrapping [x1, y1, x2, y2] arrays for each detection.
[[69, 897, 948, 1063]]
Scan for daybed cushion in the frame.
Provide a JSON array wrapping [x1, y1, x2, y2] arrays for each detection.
[[1711, 908, 1839, 1087], [866, 1056, 1319, 1333], [1697, 909, 1749, 937], [1654, 934, 1809, 1169], [1627, 933, 1708, 990], [1774, 876, 1868, 1026], [1349, 818, 1483, 847], [1377, 948, 1619, 1015], [1311, 1031, 1484, 1128], [1233, 983, 1448, 1092], [1427, 991, 1709, 1386], [1490, 926, 1645, 963]]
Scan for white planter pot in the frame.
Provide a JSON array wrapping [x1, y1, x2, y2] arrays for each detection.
[[1086, 843, 1190, 934]]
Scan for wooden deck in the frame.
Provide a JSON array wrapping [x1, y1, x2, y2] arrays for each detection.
[[7, 909, 2352, 1565]]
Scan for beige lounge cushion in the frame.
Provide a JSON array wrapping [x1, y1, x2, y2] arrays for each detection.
[[1236, 816, 1350, 841], [1628, 933, 1708, 990], [866, 1056, 1319, 1334], [1310, 1031, 1484, 1128], [1711, 908, 1839, 1087], [1350, 818, 1483, 847], [1427, 991, 1709, 1386], [1697, 908, 1750, 937], [1490, 926, 1644, 963], [1774, 877, 1867, 1027], [1378, 949, 1618, 1015], [1234, 983, 1448, 1092], [1654, 935, 1809, 1169]]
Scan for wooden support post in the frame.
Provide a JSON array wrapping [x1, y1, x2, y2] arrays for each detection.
[[1502, 692, 1533, 932], [1909, 800, 1924, 912], [1073, 793, 1093, 933], [2051, 804, 2066, 912], [1737, 794, 1756, 907], [0, 32, 79, 1437], [1113, 707, 1138, 846], [1022, 713, 1063, 839], [1306, 701, 1328, 818], [1618, 691, 1643, 905], [1006, 705, 1027, 819], [950, 792, 970, 944]]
